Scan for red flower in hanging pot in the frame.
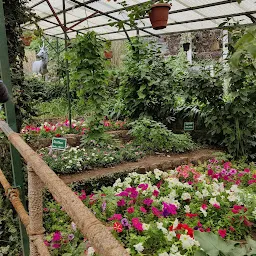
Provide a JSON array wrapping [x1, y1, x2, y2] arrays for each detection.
[[104, 50, 113, 59], [21, 36, 33, 46], [149, 3, 171, 30]]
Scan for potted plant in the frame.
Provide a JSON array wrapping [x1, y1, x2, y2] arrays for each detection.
[[183, 42, 190, 52], [109, 1, 171, 30], [149, 2, 171, 30], [21, 31, 33, 46], [104, 40, 113, 59]]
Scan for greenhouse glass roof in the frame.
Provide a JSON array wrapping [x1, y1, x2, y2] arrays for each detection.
[[24, 0, 256, 40]]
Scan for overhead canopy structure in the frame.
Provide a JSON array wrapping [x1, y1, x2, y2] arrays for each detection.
[[24, 0, 256, 40]]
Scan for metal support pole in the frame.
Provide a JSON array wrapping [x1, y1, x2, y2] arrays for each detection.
[[63, 0, 72, 131], [56, 38, 61, 86], [28, 165, 45, 256], [0, 1, 29, 255]]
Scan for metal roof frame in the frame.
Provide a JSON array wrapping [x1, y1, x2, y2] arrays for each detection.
[[24, 0, 256, 40]]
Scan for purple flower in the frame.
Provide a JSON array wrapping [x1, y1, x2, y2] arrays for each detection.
[[162, 202, 177, 217], [102, 201, 107, 212], [117, 199, 126, 207], [229, 169, 237, 175], [121, 218, 129, 227], [68, 234, 74, 241]]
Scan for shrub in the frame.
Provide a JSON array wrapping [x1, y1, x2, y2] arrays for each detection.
[[129, 118, 195, 153]]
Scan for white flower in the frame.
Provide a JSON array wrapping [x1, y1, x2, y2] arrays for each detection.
[[227, 193, 237, 202], [157, 222, 168, 234], [181, 193, 191, 200], [195, 191, 203, 199], [173, 218, 179, 229], [180, 234, 196, 249], [184, 205, 190, 213], [134, 243, 144, 252], [159, 252, 169, 256], [230, 184, 239, 193], [71, 222, 76, 231], [170, 244, 178, 253], [166, 231, 176, 241], [209, 197, 220, 207], [154, 169, 163, 180], [202, 188, 209, 197], [87, 247, 95, 256], [200, 208, 207, 217], [142, 223, 150, 230]]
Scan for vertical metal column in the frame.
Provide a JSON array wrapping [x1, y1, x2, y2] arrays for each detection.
[[0, 0, 29, 255], [63, 0, 72, 131], [56, 37, 61, 86]]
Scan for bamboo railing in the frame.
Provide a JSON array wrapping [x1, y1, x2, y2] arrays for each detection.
[[0, 121, 129, 256]]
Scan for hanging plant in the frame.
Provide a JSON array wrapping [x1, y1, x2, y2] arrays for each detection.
[[104, 40, 113, 59], [109, 0, 171, 30], [21, 31, 33, 46]]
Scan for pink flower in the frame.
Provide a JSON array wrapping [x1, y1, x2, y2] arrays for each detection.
[[213, 204, 220, 209], [140, 207, 147, 213], [44, 240, 50, 247], [52, 243, 61, 249], [116, 191, 129, 197], [201, 204, 208, 210], [138, 184, 148, 191], [152, 207, 161, 217], [132, 218, 143, 231], [108, 214, 122, 221], [223, 162, 231, 170], [127, 207, 134, 214], [143, 198, 153, 206], [79, 190, 86, 200], [230, 226, 235, 232], [52, 231, 62, 242], [244, 168, 250, 173], [218, 229, 226, 238], [153, 190, 159, 197], [117, 199, 126, 207], [207, 169, 214, 176]]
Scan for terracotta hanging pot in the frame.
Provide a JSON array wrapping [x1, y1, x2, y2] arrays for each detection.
[[104, 50, 113, 59], [21, 36, 32, 46], [149, 3, 171, 30], [183, 42, 190, 52]]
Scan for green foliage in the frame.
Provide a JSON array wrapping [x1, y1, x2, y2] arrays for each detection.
[[66, 31, 109, 142], [0, 192, 20, 255], [118, 38, 176, 122], [129, 118, 195, 152], [194, 231, 256, 256]]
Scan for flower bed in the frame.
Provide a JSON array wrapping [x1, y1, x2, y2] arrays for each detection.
[[43, 158, 256, 255], [21, 119, 127, 138], [38, 144, 145, 174]]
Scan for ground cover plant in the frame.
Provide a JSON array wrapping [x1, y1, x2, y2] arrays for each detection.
[[38, 144, 145, 174], [42, 158, 256, 255]]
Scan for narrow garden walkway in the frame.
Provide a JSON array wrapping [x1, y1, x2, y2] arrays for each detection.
[[60, 149, 219, 184]]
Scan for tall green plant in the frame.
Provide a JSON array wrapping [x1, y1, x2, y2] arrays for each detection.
[[118, 38, 176, 122], [66, 32, 110, 144]]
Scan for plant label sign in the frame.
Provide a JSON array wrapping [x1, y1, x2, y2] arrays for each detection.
[[51, 137, 67, 150], [184, 122, 194, 131]]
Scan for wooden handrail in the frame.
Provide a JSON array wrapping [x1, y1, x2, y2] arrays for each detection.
[[0, 121, 129, 256]]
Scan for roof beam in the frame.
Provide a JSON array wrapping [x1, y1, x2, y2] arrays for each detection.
[[246, 14, 256, 23], [97, 10, 256, 37], [30, 0, 45, 9], [44, 0, 238, 35]]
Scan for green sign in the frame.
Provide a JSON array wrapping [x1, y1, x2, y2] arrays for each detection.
[[184, 122, 194, 131], [51, 137, 67, 150]]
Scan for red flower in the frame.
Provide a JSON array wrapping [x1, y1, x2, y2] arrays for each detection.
[[218, 229, 226, 238], [127, 207, 134, 214], [153, 190, 159, 197], [206, 227, 211, 232], [243, 217, 253, 227], [186, 213, 198, 218], [201, 204, 208, 210], [213, 204, 220, 209], [113, 222, 123, 233], [55, 133, 61, 137], [176, 233, 181, 239], [230, 226, 235, 232]]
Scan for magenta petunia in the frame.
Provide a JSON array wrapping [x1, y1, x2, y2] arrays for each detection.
[[108, 214, 122, 221], [116, 191, 129, 197], [152, 206, 161, 217], [52, 243, 61, 249], [140, 206, 147, 213], [153, 190, 159, 197], [127, 207, 135, 214], [52, 231, 62, 242], [143, 198, 153, 206], [218, 229, 226, 238], [117, 199, 126, 207], [138, 183, 149, 191], [132, 217, 143, 231]]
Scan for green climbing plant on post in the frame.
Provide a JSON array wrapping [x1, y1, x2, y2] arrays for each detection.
[[65, 32, 111, 146]]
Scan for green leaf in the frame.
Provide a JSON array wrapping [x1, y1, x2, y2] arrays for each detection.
[[194, 250, 207, 256]]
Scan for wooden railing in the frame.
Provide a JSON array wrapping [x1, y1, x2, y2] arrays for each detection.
[[0, 121, 129, 256]]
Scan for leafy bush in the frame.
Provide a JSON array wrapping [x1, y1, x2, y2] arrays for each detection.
[[129, 118, 195, 153], [0, 192, 20, 255], [118, 39, 177, 122]]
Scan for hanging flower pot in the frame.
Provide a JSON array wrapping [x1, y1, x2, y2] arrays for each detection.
[[21, 36, 32, 46], [183, 42, 190, 52], [104, 50, 113, 59], [149, 3, 171, 30]]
